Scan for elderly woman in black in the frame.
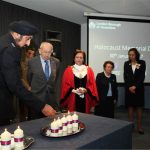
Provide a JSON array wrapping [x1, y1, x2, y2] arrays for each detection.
[[124, 48, 146, 134], [94, 61, 118, 118]]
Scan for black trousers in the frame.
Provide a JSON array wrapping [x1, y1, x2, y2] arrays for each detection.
[[95, 97, 115, 118]]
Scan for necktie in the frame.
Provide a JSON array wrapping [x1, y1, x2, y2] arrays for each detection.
[[44, 60, 49, 80]]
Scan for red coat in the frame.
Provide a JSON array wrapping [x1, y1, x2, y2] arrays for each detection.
[[60, 66, 99, 113]]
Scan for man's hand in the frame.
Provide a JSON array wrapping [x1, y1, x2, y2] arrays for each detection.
[[28, 86, 31, 91], [42, 104, 56, 117], [129, 86, 136, 93]]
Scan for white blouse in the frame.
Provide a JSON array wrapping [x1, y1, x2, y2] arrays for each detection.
[[132, 64, 136, 74]]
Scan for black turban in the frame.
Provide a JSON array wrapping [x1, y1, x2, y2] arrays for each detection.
[[9, 20, 38, 35]]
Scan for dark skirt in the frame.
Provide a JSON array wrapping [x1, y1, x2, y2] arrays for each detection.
[[76, 95, 86, 113], [74, 75, 87, 113], [94, 97, 114, 118], [125, 87, 144, 107]]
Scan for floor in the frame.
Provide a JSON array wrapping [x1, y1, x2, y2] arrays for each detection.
[[115, 107, 150, 149]]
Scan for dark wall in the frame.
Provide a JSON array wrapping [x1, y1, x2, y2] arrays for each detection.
[[0, 0, 81, 71], [0, 0, 81, 102]]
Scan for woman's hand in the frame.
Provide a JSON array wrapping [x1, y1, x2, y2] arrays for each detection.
[[78, 87, 87, 94]]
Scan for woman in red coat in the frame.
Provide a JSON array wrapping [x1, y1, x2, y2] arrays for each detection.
[[60, 50, 99, 113]]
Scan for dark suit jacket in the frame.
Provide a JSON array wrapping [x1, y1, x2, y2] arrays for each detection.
[[124, 60, 146, 89], [124, 60, 146, 107], [0, 34, 45, 122], [28, 55, 60, 109], [96, 72, 118, 102]]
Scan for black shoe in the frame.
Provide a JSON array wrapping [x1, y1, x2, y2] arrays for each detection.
[[132, 124, 135, 129], [138, 130, 144, 134]]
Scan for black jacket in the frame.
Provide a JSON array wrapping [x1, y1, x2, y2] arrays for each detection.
[[0, 33, 45, 121], [124, 60, 146, 89], [96, 72, 118, 102]]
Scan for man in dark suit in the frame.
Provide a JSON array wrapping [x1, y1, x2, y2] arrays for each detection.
[[28, 42, 60, 118], [95, 61, 118, 118], [0, 20, 56, 125]]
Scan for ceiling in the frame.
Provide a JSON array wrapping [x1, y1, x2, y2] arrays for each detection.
[[3, 0, 150, 24]]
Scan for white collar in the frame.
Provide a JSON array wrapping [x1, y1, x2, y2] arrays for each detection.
[[73, 64, 85, 71], [104, 71, 111, 78], [72, 64, 87, 78]]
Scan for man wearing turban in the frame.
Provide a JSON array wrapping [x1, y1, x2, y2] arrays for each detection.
[[0, 20, 56, 125]]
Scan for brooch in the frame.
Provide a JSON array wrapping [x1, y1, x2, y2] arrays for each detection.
[[136, 64, 141, 69]]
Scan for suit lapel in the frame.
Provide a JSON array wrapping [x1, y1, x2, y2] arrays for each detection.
[[102, 72, 110, 96], [134, 61, 141, 75], [102, 72, 109, 86], [37, 56, 56, 81], [48, 57, 56, 81], [37, 56, 47, 81], [128, 62, 134, 75], [129, 61, 140, 76]]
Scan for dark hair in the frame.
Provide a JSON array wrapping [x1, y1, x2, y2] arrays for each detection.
[[72, 49, 86, 65], [103, 61, 115, 69], [25, 47, 35, 52], [128, 48, 140, 61]]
